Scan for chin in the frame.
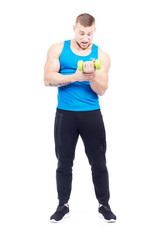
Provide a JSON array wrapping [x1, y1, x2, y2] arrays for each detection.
[[80, 42, 90, 49]]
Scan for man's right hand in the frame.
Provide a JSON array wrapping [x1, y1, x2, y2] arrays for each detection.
[[74, 69, 96, 82]]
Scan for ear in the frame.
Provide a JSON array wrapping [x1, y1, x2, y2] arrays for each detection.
[[73, 25, 76, 32], [94, 27, 96, 33]]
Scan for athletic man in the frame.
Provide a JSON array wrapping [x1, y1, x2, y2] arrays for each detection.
[[44, 13, 116, 223]]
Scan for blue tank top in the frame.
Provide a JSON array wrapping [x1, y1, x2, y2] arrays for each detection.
[[57, 40, 100, 111]]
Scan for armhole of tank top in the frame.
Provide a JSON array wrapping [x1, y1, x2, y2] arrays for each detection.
[[97, 46, 99, 59], [59, 41, 66, 60], [59, 40, 70, 60], [92, 43, 98, 59]]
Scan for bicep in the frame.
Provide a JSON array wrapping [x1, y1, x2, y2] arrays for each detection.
[[99, 51, 111, 75], [44, 45, 61, 74], [44, 58, 60, 75], [97, 49, 111, 86]]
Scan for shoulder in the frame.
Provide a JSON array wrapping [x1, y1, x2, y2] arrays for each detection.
[[47, 41, 64, 59], [98, 47, 111, 62]]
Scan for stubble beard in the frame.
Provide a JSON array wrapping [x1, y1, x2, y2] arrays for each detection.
[[76, 41, 92, 50]]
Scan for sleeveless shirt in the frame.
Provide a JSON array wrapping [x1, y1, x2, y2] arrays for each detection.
[[57, 40, 100, 111]]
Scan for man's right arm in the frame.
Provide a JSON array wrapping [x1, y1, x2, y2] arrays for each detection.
[[44, 42, 76, 87], [44, 42, 96, 87]]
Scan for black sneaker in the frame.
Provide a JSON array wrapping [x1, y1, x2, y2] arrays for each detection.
[[50, 204, 69, 223], [99, 204, 116, 223]]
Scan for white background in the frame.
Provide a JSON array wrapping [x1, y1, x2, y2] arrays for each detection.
[[0, 0, 160, 239]]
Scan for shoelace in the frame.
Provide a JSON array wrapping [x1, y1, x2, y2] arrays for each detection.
[[101, 205, 111, 211], [57, 205, 68, 212]]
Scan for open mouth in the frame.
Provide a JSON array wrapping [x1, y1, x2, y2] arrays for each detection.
[[81, 42, 88, 45]]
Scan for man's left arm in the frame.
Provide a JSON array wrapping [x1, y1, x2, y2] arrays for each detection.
[[90, 48, 111, 96]]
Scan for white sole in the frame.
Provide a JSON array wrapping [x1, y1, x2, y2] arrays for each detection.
[[98, 213, 116, 223], [50, 213, 70, 223]]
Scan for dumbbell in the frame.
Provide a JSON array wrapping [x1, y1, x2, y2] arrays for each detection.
[[78, 59, 101, 71]]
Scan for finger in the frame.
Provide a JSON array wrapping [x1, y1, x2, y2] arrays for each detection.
[[90, 61, 94, 71], [83, 62, 87, 71], [86, 61, 92, 72]]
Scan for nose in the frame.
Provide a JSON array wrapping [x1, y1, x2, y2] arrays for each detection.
[[82, 35, 89, 42]]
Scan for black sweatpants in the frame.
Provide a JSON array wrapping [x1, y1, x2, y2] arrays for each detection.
[[54, 108, 110, 205]]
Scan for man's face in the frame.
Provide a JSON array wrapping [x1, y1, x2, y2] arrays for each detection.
[[73, 22, 96, 50]]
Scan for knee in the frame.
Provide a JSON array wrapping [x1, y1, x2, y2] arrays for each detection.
[[91, 162, 108, 176], [56, 162, 73, 175]]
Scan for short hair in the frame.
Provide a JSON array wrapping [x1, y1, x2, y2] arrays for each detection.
[[76, 13, 95, 27]]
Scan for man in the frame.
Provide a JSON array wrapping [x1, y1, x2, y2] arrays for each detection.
[[44, 13, 116, 223]]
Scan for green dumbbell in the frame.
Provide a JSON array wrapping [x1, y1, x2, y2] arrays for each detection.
[[78, 59, 101, 71]]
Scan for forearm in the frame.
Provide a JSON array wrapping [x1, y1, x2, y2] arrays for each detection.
[[90, 71, 108, 96], [44, 72, 75, 87]]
